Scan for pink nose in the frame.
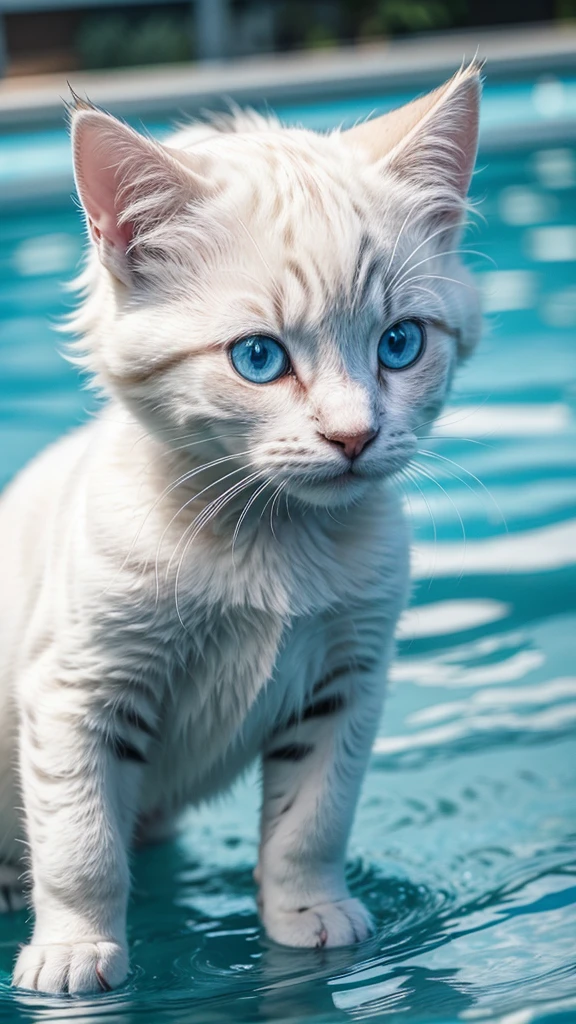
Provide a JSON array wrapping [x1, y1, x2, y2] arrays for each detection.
[[322, 428, 379, 460]]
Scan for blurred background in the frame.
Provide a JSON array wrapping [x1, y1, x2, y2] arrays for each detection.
[[1, 0, 576, 73], [1, 4, 575, 1024]]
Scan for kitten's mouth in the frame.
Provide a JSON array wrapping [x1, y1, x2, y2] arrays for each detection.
[[296, 466, 362, 487], [292, 455, 407, 493], [330, 468, 360, 484], [289, 465, 374, 494], [273, 442, 416, 503]]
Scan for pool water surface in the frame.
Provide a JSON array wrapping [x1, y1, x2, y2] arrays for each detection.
[[0, 94, 575, 1024]]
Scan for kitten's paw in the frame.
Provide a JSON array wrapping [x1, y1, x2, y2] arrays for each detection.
[[13, 940, 128, 995], [264, 897, 374, 948], [0, 864, 25, 913]]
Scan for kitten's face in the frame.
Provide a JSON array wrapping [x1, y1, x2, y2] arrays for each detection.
[[71, 70, 481, 509]]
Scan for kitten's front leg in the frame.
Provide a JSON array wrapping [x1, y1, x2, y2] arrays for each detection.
[[257, 656, 387, 948], [13, 669, 150, 994]]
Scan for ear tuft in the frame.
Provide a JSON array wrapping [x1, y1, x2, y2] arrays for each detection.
[[65, 84, 97, 118]]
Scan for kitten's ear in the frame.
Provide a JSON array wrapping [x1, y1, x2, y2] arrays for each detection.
[[345, 62, 481, 211], [70, 100, 212, 283]]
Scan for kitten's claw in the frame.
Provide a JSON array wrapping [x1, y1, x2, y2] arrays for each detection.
[[263, 896, 374, 948], [12, 940, 128, 995]]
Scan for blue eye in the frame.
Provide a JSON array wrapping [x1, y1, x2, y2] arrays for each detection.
[[230, 335, 290, 384], [378, 320, 425, 370]]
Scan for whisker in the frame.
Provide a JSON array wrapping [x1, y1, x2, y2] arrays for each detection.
[[403, 282, 451, 317], [232, 475, 277, 563], [269, 481, 287, 540], [402, 464, 438, 589], [397, 273, 478, 293], [109, 447, 259, 593], [137, 431, 252, 472], [417, 448, 508, 533], [386, 221, 458, 292], [153, 449, 255, 501], [410, 460, 468, 581], [324, 505, 347, 527], [166, 432, 250, 457], [259, 479, 283, 525], [155, 462, 252, 597], [166, 468, 261, 580], [420, 435, 494, 449], [391, 246, 494, 294], [173, 472, 262, 629], [236, 216, 274, 278], [414, 391, 495, 435], [127, 422, 247, 453], [385, 207, 428, 281], [128, 427, 204, 455]]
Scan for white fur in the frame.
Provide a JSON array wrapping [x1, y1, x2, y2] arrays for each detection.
[[0, 67, 481, 994]]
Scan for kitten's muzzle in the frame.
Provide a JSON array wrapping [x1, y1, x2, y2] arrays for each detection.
[[319, 426, 379, 461]]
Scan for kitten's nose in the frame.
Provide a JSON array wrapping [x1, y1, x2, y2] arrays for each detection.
[[322, 427, 379, 460]]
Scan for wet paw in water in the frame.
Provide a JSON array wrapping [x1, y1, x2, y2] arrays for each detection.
[[264, 897, 374, 948], [12, 940, 128, 995]]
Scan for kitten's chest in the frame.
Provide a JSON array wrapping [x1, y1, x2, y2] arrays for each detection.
[[143, 600, 291, 807], [135, 495, 401, 807]]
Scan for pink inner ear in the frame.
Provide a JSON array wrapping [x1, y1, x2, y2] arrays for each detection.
[[74, 115, 134, 250], [88, 208, 132, 250]]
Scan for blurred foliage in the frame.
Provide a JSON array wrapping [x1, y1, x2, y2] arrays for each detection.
[[277, 0, 469, 49], [276, 1, 339, 50], [71, 0, 568, 69], [77, 10, 191, 69], [356, 0, 467, 36], [275, 0, 566, 49], [303, 23, 339, 48]]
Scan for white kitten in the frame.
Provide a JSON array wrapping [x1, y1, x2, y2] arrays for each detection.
[[0, 65, 481, 994]]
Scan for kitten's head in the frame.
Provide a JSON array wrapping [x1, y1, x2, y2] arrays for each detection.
[[70, 66, 481, 509]]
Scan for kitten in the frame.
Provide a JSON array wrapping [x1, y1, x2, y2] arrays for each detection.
[[0, 65, 481, 994]]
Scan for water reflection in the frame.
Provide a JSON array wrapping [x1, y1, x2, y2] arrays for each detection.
[[413, 518, 576, 578]]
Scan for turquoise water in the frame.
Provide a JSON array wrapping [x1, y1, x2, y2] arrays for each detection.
[[1, 95, 575, 1024]]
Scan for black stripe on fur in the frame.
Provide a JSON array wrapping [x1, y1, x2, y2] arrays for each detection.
[[266, 743, 313, 762], [301, 693, 346, 721], [111, 736, 148, 764], [117, 706, 160, 741], [313, 660, 377, 694], [272, 693, 347, 736]]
